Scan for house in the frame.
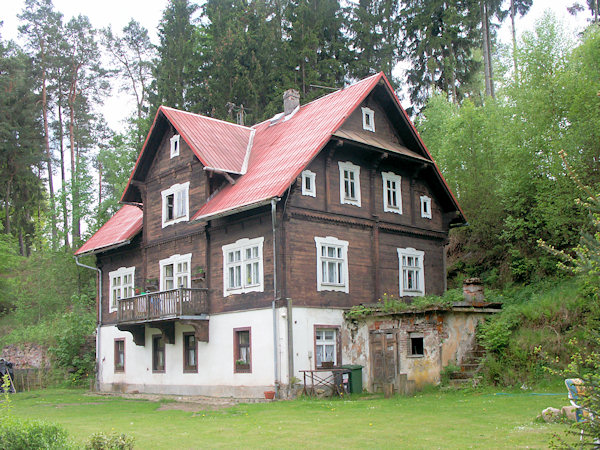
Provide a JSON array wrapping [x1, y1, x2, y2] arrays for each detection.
[[75, 72, 471, 398]]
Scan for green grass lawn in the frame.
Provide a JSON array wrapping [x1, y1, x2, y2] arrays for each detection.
[[4, 387, 574, 448]]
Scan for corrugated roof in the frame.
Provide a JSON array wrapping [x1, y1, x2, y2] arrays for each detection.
[[75, 205, 142, 255], [191, 73, 382, 221], [161, 107, 253, 174]]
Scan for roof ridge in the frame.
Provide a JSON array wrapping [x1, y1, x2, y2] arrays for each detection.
[[160, 106, 253, 131]]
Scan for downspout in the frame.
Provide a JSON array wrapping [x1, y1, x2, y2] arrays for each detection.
[[74, 255, 102, 391], [271, 198, 279, 395]]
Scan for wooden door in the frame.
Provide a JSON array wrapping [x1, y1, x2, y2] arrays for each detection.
[[369, 330, 398, 392]]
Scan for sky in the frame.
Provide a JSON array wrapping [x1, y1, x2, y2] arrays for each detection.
[[0, 0, 591, 132]]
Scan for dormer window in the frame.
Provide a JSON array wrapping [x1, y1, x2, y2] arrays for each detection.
[[161, 182, 189, 227], [302, 170, 316, 197], [361, 107, 375, 132], [420, 195, 432, 219], [170, 134, 180, 158]]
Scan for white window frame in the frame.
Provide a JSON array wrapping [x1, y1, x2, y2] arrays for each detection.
[[315, 328, 338, 367], [397, 247, 425, 297], [301, 170, 316, 197], [361, 107, 375, 132], [222, 237, 264, 296], [338, 161, 361, 207], [161, 182, 190, 228], [159, 253, 191, 291], [420, 195, 432, 219], [170, 134, 180, 158], [382, 171, 402, 214], [315, 236, 349, 293], [109, 266, 135, 312]]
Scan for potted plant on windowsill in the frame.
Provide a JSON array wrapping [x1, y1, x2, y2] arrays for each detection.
[[191, 266, 205, 286], [235, 359, 250, 372], [145, 278, 159, 292]]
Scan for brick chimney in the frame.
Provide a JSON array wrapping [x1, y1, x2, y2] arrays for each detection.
[[463, 277, 484, 304], [283, 89, 300, 116]]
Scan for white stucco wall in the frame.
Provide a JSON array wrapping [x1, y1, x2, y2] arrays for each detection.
[[98, 306, 347, 398]]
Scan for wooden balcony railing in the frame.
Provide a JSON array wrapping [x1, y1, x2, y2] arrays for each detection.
[[117, 288, 208, 323]]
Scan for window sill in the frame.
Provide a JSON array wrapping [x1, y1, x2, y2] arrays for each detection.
[[114, 368, 124, 373], [152, 370, 166, 374], [407, 355, 424, 359], [162, 216, 189, 228], [183, 368, 198, 373]]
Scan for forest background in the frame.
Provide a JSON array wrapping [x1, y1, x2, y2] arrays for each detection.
[[0, 0, 599, 385]]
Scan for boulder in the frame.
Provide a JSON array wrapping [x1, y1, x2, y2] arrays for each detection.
[[561, 405, 578, 421], [542, 407, 562, 423]]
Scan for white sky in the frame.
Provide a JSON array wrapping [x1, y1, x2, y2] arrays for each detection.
[[0, 0, 590, 132]]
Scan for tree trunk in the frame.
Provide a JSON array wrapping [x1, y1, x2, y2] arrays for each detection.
[[58, 91, 69, 249], [4, 179, 11, 235], [68, 63, 82, 243], [481, 0, 495, 99], [510, 0, 519, 85]]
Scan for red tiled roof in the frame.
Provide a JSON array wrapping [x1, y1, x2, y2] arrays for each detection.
[[161, 107, 253, 174], [75, 205, 143, 255], [191, 73, 383, 220]]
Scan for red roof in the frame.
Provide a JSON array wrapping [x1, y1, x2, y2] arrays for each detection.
[[75, 205, 143, 255], [191, 73, 382, 220], [161, 107, 253, 174]]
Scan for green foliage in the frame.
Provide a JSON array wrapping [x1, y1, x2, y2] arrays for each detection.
[[440, 363, 460, 386], [48, 296, 96, 384], [0, 416, 71, 450], [85, 431, 135, 450]]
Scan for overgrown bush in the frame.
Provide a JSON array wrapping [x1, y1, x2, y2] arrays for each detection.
[[85, 431, 135, 450], [0, 416, 71, 449]]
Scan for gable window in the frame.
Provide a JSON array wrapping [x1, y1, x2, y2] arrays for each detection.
[[382, 172, 402, 214], [420, 195, 432, 219], [170, 134, 180, 158], [397, 248, 425, 297], [159, 253, 191, 290], [315, 236, 349, 293], [338, 161, 361, 207], [409, 332, 424, 357], [361, 107, 375, 132], [152, 335, 165, 372], [183, 332, 197, 372], [114, 339, 125, 373], [301, 170, 316, 197], [222, 237, 264, 296], [234, 328, 251, 373], [109, 267, 135, 312], [161, 182, 189, 228], [315, 327, 340, 368]]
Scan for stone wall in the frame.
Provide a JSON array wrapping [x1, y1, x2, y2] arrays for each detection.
[[1, 343, 50, 369]]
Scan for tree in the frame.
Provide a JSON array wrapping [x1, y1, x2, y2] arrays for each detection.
[[18, 0, 63, 249], [509, 0, 533, 83], [568, 0, 600, 24], [401, 0, 481, 107], [102, 20, 155, 145]]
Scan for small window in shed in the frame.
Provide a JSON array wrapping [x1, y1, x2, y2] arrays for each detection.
[[409, 333, 424, 357]]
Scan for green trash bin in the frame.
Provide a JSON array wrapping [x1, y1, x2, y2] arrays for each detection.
[[342, 365, 363, 394]]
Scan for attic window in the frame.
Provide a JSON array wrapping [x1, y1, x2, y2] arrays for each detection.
[[362, 107, 375, 132], [170, 134, 180, 158], [420, 195, 432, 219], [161, 182, 189, 227], [302, 170, 316, 197]]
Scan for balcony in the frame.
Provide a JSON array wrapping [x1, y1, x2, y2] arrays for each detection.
[[116, 288, 209, 346]]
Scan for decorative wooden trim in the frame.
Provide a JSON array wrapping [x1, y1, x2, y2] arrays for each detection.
[[117, 323, 145, 346], [153, 322, 176, 345], [180, 319, 209, 342]]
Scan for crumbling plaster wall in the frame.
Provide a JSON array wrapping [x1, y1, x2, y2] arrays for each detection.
[[342, 311, 489, 391]]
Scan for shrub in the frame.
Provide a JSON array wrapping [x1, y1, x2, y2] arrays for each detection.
[[85, 431, 135, 450], [0, 416, 71, 450]]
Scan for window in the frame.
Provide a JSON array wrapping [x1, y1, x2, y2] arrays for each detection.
[[109, 267, 135, 312], [114, 339, 125, 373], [315, 328, 339, 368], [234, 328, 251, 373], [161, 182, 189, 227], [315, 236, 349, 293], [183, 333, 197, 372], [382, 172, 402, 214], [222, 237, 264, 296], [397, 248, 425, 297], [170, 134, 180, 158], [361, 107, 375, 132], [409, 332, 424, 357], [159, 253, 191, 290], [152, 335, 165, 372], [338, 161, 361, 207], [420, 195, 432, 219], [301, 170, 316, 197]]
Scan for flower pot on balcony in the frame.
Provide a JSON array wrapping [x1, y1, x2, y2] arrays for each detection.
[[264, 390, 275, 400]]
